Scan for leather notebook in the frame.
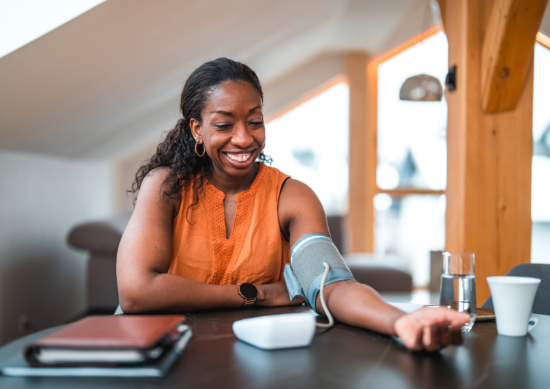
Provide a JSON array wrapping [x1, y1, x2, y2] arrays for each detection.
[[24, 315, 187, 367]]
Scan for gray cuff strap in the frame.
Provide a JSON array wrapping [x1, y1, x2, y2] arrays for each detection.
[[284, 264, 306, 301]]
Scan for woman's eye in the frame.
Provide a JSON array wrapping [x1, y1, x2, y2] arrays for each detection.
[[250, 121, 264, 126], [215, 124, 232, 129]]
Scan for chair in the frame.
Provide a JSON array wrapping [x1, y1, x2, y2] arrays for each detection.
[[481, 263, 550, 315], [67, 212, 132, 316]]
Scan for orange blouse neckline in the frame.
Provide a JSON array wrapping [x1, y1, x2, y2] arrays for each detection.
[[203, 162, 267, 202]]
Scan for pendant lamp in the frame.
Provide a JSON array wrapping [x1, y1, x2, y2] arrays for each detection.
[[399, 74, 443, 101], [399, 1, 443, 102]]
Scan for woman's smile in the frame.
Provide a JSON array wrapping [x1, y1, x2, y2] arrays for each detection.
[[223, 148, 257, 167]]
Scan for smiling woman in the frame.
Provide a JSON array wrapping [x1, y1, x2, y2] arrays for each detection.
[[116, 58, 470, 352], [129, 59, 272, 219]]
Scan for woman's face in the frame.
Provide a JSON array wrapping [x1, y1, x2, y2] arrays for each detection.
[[191, 80, 265, 179]]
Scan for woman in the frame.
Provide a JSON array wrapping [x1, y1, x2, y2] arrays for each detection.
[[117, 58, 469, 352]]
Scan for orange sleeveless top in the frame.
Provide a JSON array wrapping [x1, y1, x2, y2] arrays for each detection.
[[168, 163, 291, 285]]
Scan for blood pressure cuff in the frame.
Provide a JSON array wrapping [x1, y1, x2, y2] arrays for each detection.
[[284, 233, 355, 313]]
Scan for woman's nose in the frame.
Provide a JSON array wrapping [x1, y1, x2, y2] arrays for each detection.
[[231, 123, 254, 148]]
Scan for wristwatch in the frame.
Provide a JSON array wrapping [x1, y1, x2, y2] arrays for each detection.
[[238, 283, 258, 308]]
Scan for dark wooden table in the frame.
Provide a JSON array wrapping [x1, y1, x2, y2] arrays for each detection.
[[1, 305, 549, 389]]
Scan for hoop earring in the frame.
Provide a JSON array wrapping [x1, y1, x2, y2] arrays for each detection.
[[195, 141, 206, 157]]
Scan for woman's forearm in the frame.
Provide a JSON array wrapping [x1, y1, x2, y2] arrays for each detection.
[[119, 272, 244, 313], [315, 280, 406, 336], [119, 273, 303, 313]]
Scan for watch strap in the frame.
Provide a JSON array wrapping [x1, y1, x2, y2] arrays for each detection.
[[241, 298, 256, 307]]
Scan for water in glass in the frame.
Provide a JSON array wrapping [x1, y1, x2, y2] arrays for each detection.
[[440, 273, 477, 331]]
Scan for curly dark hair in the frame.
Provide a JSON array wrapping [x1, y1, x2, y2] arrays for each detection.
[[130, 58, 271, 219]]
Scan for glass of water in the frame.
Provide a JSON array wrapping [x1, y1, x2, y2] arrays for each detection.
[[440, 252, 477, 332]]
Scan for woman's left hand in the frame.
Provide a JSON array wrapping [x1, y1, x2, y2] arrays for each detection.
[[393, 307, 470, 352], [255, 280, 305, 307]]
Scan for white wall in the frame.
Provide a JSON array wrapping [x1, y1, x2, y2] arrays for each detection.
[[113, 144, 156, 214], [0, 150, 115, 345]]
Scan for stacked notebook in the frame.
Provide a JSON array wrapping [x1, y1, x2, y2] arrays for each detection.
[[0, 315, 192, 378]]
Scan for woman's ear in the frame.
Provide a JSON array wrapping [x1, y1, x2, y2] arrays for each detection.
[[189, 118, 203, 143]]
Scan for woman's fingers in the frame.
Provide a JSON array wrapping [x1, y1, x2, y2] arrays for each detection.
[[445, 309, 471, 327], [450, 325, 464, 345], [410, 326, 425, 351], [394, 317, 425, 351], [424, 320, 452, 352], [394, 307, 470, 352], [430, 309, 469, 350], [439, 320, 452, 348], [423, 325, 434, 351]]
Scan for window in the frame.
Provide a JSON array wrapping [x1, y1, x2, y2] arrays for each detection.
[[264, 82, 349, 216], [375, 31, 448, 287], [377, 32, 448, 191], [531, 39, 550, 265]]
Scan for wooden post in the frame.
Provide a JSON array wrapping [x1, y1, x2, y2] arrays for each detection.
[[439, 0, 543, 303], [347, 52, 376, 253]]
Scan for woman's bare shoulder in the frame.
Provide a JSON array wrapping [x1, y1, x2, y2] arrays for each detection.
[[141, 166, 170, 188], [136, 167, 180, 216]]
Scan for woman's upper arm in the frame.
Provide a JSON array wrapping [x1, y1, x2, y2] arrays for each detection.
[[278, 178, 330, 246], [116, 168, 179, 300]]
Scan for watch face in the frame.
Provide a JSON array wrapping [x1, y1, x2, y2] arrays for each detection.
[[239, 283, 258, 299]]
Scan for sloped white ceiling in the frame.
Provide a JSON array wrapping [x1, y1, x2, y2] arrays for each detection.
[[0, 0, 548, 160]]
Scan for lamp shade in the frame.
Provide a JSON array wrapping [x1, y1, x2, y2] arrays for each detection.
[[399, 74, 443, 101]]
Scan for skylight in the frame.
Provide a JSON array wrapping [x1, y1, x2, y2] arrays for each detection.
[[0, 0, 106, 59]]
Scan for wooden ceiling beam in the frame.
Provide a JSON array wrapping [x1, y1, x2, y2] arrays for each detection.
[[481, 0, 549, 113]]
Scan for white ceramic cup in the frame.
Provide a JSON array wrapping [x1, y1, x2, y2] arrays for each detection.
[[487, 276, 541, 336]]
